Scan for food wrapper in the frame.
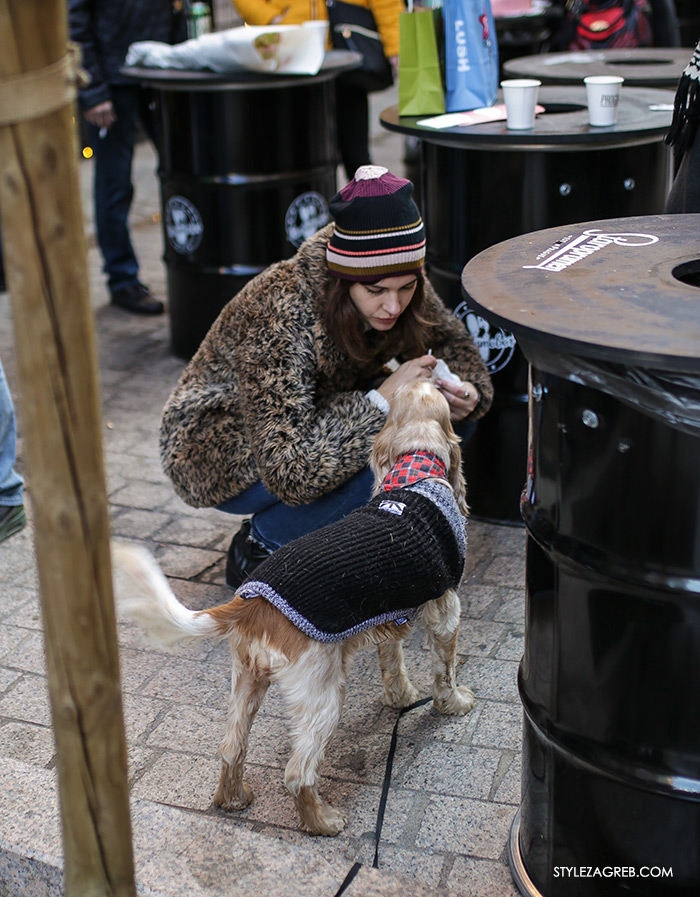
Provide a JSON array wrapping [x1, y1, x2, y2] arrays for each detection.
[[126, 22, 328, 76]]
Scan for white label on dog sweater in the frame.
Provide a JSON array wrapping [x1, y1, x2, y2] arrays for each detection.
[[378, 500, 407, 516]]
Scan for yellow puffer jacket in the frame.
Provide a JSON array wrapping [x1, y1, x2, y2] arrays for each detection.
[[232, 0, 402, 59]]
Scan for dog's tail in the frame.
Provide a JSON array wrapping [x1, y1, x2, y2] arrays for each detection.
[[111, 541, 225, 648]]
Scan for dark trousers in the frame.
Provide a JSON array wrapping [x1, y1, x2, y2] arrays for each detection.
[[89, 84, 161, 293], [335, 81, 372, 181]]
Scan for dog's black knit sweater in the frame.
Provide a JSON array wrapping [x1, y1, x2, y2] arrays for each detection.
[[238, 479, 466, 642]]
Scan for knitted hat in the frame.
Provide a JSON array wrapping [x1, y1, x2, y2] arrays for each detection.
[[326, 165, 426, 282]]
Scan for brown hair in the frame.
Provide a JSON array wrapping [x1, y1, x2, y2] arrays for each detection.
[[321, 273, 437, 366]]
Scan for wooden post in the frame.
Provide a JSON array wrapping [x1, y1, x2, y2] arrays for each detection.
[[0, 3, 136, 895]]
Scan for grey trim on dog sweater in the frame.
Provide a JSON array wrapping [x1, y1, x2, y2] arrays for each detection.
[[238, 483, 466, 642]]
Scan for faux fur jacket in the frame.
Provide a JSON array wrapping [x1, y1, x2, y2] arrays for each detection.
[[160, 225, 493, 509]]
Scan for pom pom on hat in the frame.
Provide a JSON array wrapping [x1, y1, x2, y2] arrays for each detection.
[[326, 165, 426, 282]]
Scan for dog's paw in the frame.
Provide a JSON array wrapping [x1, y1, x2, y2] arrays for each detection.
[[214, 780, 254, 812], [304, 805, 347, 837], [433, 685, 475, 716], [294, 786, 347, 836], [382, 679, 420, 709]]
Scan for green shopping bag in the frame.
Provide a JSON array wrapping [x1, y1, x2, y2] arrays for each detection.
[[398, 8, 446, 117]]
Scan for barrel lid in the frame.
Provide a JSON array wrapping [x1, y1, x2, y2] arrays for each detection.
[[380, 87, 674, 150], [502, 48, 690, 88], [460, 214, 700, 371]]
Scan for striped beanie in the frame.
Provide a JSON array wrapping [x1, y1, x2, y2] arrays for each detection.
[[326, 165, 426, 282]]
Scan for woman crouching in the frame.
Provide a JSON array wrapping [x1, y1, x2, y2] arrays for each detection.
[[159, 165, 493, 587]]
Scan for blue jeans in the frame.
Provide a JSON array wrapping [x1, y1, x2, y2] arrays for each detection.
[[218, 467, 376, 551], [218, 420, 476, 551], [0, 358, 23, 506], [91, 85, 160, 293]]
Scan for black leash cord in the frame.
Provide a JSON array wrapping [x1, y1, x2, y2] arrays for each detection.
[[332, 861, 363, 897], [332, 696, 432, 897]]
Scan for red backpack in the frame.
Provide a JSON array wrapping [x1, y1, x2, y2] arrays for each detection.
[[556, 0, 652, 50]]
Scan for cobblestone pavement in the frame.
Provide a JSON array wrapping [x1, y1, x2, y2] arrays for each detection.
[[0, 88, 526, 896]]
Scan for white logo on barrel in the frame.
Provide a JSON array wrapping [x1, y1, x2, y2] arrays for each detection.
[[523, 229, 659, 272], [285, 192, 330, 248], [165, 196, 204, 254], [454, 300, 516, 374]]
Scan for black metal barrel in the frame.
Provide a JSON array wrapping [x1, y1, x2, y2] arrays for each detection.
[[462, 214, 700, 896], [381, 87, 673, 524], [125, 53, 357, 358]]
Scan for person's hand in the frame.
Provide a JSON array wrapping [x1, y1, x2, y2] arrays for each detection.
[[270, 6, 289, 23], [389, 54, 399, 79], [84, 101, 116, 131], [435, 377, 480, 421], [377, 355, 436, 403]]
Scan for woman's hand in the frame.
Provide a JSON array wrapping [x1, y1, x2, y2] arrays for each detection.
[[376, 354, 436, 403], [435, 378, 480, 421]]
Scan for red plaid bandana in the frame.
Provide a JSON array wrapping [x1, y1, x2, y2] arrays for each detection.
[[381, 451, 447, 492]]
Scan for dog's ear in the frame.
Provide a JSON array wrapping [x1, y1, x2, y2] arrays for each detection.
[[449, 436, 469, 517], [438, 397, 469, 517], [370, 416, 395, 491]]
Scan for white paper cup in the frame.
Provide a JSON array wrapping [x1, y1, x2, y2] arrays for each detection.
[[584, 75, 624, 127], [501, 79, 541, 130]]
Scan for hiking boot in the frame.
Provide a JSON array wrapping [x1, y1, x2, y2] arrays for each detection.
[[0, 505, 26, 544], [226, 519, 272, 589], [110, 282, 164, 315]]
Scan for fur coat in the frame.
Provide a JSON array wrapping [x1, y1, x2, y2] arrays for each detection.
[[160, 225, 493, 509]]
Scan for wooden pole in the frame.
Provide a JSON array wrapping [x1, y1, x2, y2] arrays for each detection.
[[0, 3, 136, 895]]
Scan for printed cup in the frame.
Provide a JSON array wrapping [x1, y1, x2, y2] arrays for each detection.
[[501, 79, 541, 130], [584, 75, 624, 127]]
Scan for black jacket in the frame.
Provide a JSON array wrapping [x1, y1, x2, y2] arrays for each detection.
[[68, 0, 186, 109]]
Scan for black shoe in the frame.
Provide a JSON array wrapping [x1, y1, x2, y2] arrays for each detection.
[[0, 505, 26, 544], [226, 519, 272, 589], [110, 282, 164, 315]]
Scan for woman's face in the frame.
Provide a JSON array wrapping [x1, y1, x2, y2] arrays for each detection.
[[348, 275, 418, 331]]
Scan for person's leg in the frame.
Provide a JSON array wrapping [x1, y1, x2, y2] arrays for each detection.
[[0, 359, 23, 507], [0, 228, 5, 292], [334, 81, 371, 181], [218, 481, 290, 588], [217, 480, 282, 519], [219, 470, 375, 588], [93, 84, 164, 314], [222, 468, 375, 552], [92, 85, 140, 294], [0, 358, 25, 542]]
